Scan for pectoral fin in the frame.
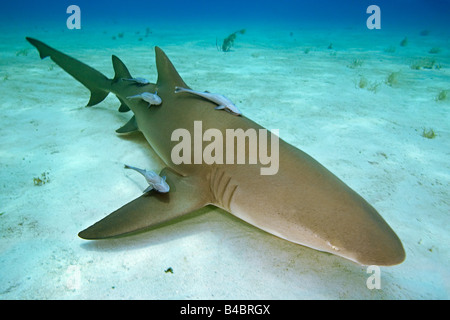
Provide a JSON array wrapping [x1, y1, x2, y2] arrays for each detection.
[[78, 168, 211, 239]]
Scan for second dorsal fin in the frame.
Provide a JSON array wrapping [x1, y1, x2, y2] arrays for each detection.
[[112, 55, 132, 82]]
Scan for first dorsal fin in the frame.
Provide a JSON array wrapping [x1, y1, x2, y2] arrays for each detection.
[[155, 46, 188, 89]]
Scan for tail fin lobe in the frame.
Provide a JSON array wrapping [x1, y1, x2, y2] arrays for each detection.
[[87, 90, 110, 107], [26, 37, 52, 59], [26, 37, 111, 107]]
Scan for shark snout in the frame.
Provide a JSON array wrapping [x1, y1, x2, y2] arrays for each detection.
[[348, 225, 406, 266], [329, 201, 406, 266]]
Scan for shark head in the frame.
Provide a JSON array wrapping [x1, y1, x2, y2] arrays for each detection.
[[227, 151, 406, 266]]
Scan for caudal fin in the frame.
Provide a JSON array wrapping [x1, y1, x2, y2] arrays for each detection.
[[26, 37, 110, 107]]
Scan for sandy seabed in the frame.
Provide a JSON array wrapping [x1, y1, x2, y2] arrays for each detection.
[[0, 21, 449, 299]]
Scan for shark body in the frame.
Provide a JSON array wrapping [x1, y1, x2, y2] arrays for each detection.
[[26, 37, 405, 266]]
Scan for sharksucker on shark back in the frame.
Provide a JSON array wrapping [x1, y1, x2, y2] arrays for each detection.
[[26, 37, 405, 266]]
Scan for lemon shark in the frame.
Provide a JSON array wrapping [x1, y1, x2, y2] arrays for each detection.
[[26, 37, 405, 266]]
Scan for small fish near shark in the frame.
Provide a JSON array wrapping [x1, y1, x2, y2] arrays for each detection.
[[122, 77, 151, 86], [174, 86, 242, 115], [124, 164, 170, 193], [25, 37, 405, 266], [127, 91, 162, 108]]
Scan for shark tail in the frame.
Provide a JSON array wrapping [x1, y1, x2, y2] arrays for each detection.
[[26, 37, 111, 107]]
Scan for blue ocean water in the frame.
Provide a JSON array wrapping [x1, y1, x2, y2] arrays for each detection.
[[0, 0, 449, 300], [1, 0, 449, 29]]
